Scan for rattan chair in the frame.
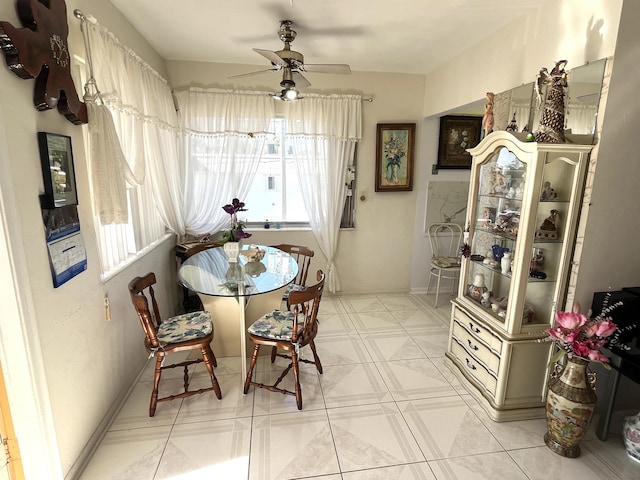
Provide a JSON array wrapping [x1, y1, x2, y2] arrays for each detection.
[[427, 223, 463, 307]]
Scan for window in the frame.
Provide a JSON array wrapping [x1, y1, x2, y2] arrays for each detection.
[[75, 47, 169, 278], [244, 118, 357, 228]]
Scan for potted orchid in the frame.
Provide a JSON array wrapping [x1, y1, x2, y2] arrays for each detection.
[[221, 198, 252, 243]]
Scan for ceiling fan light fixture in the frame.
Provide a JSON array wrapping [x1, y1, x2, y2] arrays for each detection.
[[285, 87, 299, 100], [272, 86, 300, 101]]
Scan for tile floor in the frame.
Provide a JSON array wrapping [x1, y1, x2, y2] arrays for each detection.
[[79, 293, 640, 480]]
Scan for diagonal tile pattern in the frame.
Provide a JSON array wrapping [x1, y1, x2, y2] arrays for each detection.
[[79, 293, 639, 480]]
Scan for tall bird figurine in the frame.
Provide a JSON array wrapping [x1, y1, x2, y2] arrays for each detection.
[[535, 60, 568, 143]]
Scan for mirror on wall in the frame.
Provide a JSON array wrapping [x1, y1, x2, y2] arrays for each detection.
[[493, 58, 607, 144], [565, 59, 607, 136]]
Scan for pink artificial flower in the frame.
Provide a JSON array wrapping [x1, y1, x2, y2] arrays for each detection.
[[555, 311, 588, 330], [587, 350, 610, 363], [595, 320, 617, 337], [583, 323, 598, 338], [572, 342, 590, 357]]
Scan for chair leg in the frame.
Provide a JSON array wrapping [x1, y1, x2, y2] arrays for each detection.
[[292, 350, 302, 410], [308, 340, 323, 374], [243, 344, 260, 394], [149, 355, 163, 417], [435, 272, 442, 308], [209, 343, 217, 368], [202, 345, 222, 399], [270, 346, 277, 363]]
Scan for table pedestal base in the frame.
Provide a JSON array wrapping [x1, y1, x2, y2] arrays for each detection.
[[199, 286, 286, 379]]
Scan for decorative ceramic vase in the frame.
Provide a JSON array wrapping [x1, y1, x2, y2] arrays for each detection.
[[223, 241, 240, 262], [468, 273, 488, 301], [501, 252, 512, 275], [623, 411, 640, 463], [544, 356, 597, 458]]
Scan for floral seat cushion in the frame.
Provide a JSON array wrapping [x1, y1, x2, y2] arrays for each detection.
[[248, 310, 304, 341], [283, 283, 307, 298], [157, 310, 213, 344], [432, 256, 461, 268]]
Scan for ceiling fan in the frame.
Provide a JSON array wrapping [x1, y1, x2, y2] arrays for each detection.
[[231, 20, 351, 100]]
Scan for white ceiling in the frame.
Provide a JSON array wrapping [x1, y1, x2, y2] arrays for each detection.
[[108, 0, 547, 75]]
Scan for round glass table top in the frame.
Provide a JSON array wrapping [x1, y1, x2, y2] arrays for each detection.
[[178, 245, 298, 298]]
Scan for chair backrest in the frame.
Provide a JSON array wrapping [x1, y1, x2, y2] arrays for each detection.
[[271, 244, 315, 287], [128, 272, 163, 348], [174, 241, 222, 262], [427, 223, 463, 259], [288, 270, 325, 344]]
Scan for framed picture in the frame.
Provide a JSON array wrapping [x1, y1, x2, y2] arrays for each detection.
[[435, 115, 482, 171], [375, 123, 415, 192], [38, 132, 78, 208]]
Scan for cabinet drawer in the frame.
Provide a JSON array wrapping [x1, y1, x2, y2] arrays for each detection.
[[453, 307, 503, 354], [450, 339, 497, 395], [452, 321, 500, 374]]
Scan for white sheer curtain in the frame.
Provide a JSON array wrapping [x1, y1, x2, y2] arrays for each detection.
[[508, 102, 530, 132], [174, 88, 274, 237], [566, 104, 598, 134], [84, 21, 185, 238], [285, 94, 362, 292]]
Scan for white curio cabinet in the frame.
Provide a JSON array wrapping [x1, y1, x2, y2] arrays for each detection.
[[445, 131, 592, 421]]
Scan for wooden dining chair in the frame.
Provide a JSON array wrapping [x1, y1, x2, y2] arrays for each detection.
[[271, 243, 315, 307], [243, 270, 325, 410], [128, 272, 222, 416]]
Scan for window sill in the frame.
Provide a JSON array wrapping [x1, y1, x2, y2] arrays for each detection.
[[100, 233, 174, 283]]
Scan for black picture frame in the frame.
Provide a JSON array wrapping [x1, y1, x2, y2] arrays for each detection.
[[435, 115, 482, 171], [38, 132, 78, 208]]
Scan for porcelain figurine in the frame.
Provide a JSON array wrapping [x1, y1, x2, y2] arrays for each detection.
[[469, 273, 488, 301], [501, 252, 512, 275], [623, 412, 640, 463]]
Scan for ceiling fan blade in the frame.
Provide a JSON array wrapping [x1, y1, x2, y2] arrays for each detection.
[[292, 71, 311, 89], [302, 63, 352, 75], [253, 48, 287, 67], [228, 68, 278, 79]]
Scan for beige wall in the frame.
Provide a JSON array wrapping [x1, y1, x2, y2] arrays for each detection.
[[422, 0, 623, 117], [0, 0, 632, 477], [573, 0, 640, 304], [0, 0, 175, 477], [168, 61, 426, 294]]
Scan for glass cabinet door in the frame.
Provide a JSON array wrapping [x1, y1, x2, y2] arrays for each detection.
[[521, 154, 582, 328], [465, 147, 526, 325]]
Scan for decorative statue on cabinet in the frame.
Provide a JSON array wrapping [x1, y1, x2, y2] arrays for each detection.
[[482, 92, 495, 139], [535, 60, 568, 143]]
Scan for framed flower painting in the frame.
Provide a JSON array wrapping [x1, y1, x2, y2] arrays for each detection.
[[435, 115, 482, 171], [375, 123, 416, 192]]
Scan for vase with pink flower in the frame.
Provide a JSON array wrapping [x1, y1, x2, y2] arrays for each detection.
[[540, 295, 626, 457]]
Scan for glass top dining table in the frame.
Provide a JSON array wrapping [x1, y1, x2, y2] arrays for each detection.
[[177, 245, 298, 379], [178, 245, 298, 298]]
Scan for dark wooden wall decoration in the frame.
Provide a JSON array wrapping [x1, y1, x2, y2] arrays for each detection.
[[0, 0, 87, 124]]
